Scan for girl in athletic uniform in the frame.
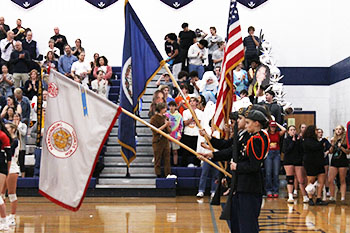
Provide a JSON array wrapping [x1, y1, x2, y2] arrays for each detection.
[[317, 128, 331, 198], [0, 121, 12, 230], [2, 121, 21, 226], [303, 125, 328, 206], [283, 125, 309, 203], [328, 125, 350, 204]]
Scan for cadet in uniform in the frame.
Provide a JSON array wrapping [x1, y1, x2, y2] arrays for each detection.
[[201, 105, 270, 233]]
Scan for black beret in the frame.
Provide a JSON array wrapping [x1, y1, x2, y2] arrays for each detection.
[[248, 104, 271, 120], [246, 110, 269, 124]]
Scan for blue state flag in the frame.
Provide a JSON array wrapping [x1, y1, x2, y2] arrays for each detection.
[[118, 0, 164, 165]]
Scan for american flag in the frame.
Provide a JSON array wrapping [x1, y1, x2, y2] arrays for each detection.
[[213, 0, 244, 135]]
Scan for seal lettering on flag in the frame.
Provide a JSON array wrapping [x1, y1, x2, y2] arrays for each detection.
[[48, 82, 59, 98], [122, 58, 133, 105], [46, 121, 78, 159]]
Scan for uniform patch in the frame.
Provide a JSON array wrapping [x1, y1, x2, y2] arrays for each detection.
[[46, 121, 78, 159]]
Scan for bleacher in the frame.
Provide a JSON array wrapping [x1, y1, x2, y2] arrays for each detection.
[[18, 66, 211, 196], [99, 67, 213, 194]]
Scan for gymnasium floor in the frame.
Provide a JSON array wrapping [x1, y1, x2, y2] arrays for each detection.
[[8, 193, 350, 233]]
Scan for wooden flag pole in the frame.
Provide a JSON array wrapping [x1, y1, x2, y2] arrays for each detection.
[[162, 65, 225, 170], [120, 107, 232, 178]]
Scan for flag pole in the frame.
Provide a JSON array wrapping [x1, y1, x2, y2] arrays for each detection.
[[119, 106, 232, 178], [162, 64, 225, 170]]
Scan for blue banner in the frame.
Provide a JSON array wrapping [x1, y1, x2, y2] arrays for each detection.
[[85, 0, 119, 9], [160, 0, 193, 9], [118, 0, 164, 165], [11, 0, 43, 9], [237, 0, 268, 9]]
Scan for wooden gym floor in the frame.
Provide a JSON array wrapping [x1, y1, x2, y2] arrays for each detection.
[[7, 194, 350, 232]]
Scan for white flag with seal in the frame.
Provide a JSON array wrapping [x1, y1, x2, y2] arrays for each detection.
[[39, 69, 121, 211]]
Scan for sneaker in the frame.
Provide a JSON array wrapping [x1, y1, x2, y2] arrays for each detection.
[[315, 198, 328, 206], [0, 222, 9, 231], [293, 190, 298, 198], [340, 198, 347, 205], [196, 192, 204, 198], [273, 194, 279, 198], [7, 216, 15, 226], [328, 197, 336, 204], [267, 194, 273, 198], [166, 174, 177, 179], [326, 192, 331, 197], [308, 199, 315, 206], [287, 198, 294, 203], [303, 196, 310, 203]]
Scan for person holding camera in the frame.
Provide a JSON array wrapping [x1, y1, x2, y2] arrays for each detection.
[[328, 125, 350, 203], [187, 39, 208, 79], [206, 27, 222, 71]]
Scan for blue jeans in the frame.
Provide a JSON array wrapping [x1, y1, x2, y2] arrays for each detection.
[[198, 161, 219, 193], [34, 148, 42, 177], [264, 150, 280, 194], [202, 91, 217, 103], [189, 64, 204, 79]]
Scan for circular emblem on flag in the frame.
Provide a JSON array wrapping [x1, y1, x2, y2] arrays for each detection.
[[48, 82, 59, 98], [46, 121, 78, 159]]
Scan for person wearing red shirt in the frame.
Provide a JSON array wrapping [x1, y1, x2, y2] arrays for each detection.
[[174, 84, 190, 115], [265, 121, 286, 198]]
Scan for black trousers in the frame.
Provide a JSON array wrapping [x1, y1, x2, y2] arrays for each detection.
[[19, 150, 26, 173], [230, 192, 262, 233], [180, 134, 199, 167]]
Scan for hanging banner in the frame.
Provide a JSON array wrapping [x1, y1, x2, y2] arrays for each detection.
[[160, 0, 193, 9], [11, 0, 43, 9], [85, 0, 119, 9], [237, 0, 268, 9]]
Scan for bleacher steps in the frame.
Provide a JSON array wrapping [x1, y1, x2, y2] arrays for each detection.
[[104, 156, 152, 164], [98, 68, 172, 190]]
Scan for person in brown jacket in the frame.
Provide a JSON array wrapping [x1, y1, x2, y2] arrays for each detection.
[[150, 103, 171, 178]]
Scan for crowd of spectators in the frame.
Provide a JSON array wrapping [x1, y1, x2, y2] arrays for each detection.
[[150, 22, 350, 204], [0, 17, 114, 177]]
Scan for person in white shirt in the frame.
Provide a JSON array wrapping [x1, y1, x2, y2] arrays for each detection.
[[187, 39, 208, 80], [206, 27, 223, 70], [0, 31, 15, 67], [212, 41, 225, 69], [200, 71, 218, 104], [181, 97, 203, 167], [91, 70, 108, 98], [71, 52, 91, 86], [44, 39, 60, 59]]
